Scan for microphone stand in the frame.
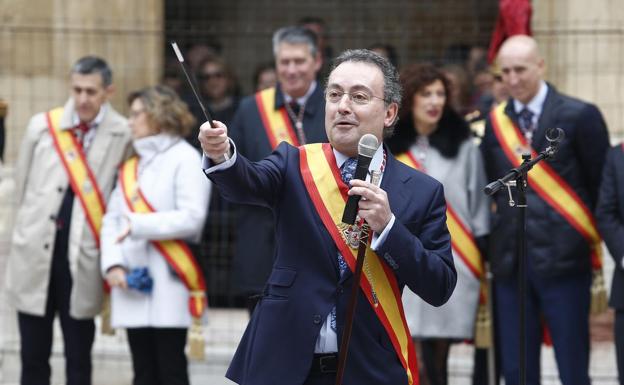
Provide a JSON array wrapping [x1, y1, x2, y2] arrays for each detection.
[[335, 222, 370, 385], [484, 130, 563, 385]]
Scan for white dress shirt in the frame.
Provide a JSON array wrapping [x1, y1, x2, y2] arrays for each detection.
[[71, 103, 107, 152], [512, 81, 548, 127], [283, 80, 317, 107]]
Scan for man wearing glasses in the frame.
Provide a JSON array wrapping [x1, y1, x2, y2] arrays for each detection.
[[199, 49, 456, 385], [228, 25, 328, 313]]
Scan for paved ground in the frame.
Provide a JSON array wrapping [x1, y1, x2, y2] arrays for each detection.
[[0, 165, 620, 385], [0, 309, 245, 385], [0, 307, 619, 385]]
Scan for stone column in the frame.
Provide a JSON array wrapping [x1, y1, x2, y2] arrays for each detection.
[[0, 0, 164, 163], [533, 0, 624, 141]]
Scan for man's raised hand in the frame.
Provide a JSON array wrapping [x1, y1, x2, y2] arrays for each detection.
[[198, 120, 231, 163]]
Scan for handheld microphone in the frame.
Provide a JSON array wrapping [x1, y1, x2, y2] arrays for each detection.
[[341, 134, 380, 225]]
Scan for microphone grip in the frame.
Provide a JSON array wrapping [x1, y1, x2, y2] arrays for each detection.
[[341, 154, 373, 225], [352, 159, 370, 182], [342, 195, 360, 225]]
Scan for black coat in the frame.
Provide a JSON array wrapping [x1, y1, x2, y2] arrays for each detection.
[[480, 85, 610, 279], [228, 83, 328, 295], [596, 144, 624, 309]]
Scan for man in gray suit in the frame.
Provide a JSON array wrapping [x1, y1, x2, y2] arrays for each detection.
[[6, 56, 131, 385]]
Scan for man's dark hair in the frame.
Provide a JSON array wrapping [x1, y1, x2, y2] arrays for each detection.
[[329, 49, 402, 108], [329, 49, 402, 137], [71, 56, 113, 87]]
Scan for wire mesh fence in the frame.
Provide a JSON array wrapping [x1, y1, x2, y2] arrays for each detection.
[[1, 0, 623, 383]]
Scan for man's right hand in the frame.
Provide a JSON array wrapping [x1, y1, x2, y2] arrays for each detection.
[[198, 120, 231, 163]]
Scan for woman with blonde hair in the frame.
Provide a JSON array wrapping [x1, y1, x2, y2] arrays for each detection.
[[101, 85, 210, 385]]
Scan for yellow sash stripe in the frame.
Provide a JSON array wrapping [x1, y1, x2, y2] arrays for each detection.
[[395, 153, 484, 279], [255, 87, 299, 149], [47, 107, 105, 245], [301, 144, 417, 384], [120, 156, 207, 318], [490, 103, 602, 268]]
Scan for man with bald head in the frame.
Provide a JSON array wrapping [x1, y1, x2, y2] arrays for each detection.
[[480, 35, 610, 385]]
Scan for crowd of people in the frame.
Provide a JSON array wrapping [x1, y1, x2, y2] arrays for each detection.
[[3, 18, 624, 385]]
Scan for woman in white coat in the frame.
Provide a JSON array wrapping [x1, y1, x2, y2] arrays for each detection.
[[387, 63, 491, 385], [101, 85, 210, 385]]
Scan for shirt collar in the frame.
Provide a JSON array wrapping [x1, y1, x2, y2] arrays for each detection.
[[283, 81, 318, 106], [333, 142, 384, 173], [72, 102, 108, 129], [513, 81, 548, 117]]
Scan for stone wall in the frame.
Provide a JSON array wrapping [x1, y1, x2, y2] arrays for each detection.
[[0, 0, 163, 164], [533, 0, 624, 141]]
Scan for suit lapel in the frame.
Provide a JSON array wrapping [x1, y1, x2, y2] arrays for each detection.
[[532, 85, 561, 151], [274, 84, 286, 111], [505, 85, 562, 152], [303, 83, 322, 117], [381, 148, 412, 218], [504, 99, 519, 128]]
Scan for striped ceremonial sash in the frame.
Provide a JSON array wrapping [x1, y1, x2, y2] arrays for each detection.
[[395, 152, 484, 281], [299, 143, 418, 385], [119, 156, 207, 318], [490, 102, 603, 271], [47, 107, 106, 245], [396, 151, 491, 346], [255, 87, 300, 149]]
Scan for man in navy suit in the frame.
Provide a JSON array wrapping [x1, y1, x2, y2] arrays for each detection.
[[596, 144, 624, 385], [228, 26, 328, 312], [199, 49, 456, 385], [480, 35, 610, 385]]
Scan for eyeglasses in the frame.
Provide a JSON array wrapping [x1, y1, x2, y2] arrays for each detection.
[[325, 89, 386, 105]]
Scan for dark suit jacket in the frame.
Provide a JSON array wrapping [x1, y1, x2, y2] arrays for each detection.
[[208, 143, 456, 385], [0, 103, 5, 161], [228, 84, 327, 295], [480, 85, 610, 279], [596, 144, 624, 309]]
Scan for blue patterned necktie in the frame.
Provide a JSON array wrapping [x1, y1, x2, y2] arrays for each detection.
[[330, 158, 358, 332], [340, 157, 358, 185], [518, 107, 535, 143]]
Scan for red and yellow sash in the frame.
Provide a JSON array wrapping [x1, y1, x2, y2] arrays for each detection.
[[119, 156, 207, 318], [490, 102, 603, 270], [299, 143, 418, 385], [395, 152, 484, 281], [396, 151, 493, 346], [255, 87, 300, 149], [47, 107, 106, 245]]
